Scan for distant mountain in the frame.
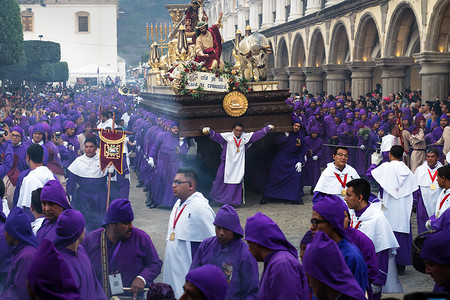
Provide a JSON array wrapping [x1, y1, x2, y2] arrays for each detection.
[[117, 0, 187, 66]]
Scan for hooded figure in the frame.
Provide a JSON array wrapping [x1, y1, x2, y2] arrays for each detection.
[[190, 205, 259, 299], [1, 207, 38, 300], [245, 212, 309, 300], [303, 231, 366, 300], [27, 239, 80, 300], [183, 265, 228, 300]]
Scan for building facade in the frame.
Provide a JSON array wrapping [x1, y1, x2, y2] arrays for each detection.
[[18, 0, 125, 85], [205, 0, 450, 101]]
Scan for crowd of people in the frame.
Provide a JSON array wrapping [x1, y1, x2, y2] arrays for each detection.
[[0, 84, 449, 300]]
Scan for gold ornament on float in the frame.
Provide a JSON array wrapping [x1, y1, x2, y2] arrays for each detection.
[[223, 91, 248, 117]]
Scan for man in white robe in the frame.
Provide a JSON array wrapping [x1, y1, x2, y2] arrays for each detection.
[[345, 178, 402, 298], [368, 144, 417, 275], [313, 146, 359, 203], [16, 144, 55, 221], [163, 168, 215, 298], [426, 165, 450, 230], [380, 125, 400, 163], [414, 148, 443, 233]]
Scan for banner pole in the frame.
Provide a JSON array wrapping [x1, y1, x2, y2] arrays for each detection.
[[105, 113, 116, 212]]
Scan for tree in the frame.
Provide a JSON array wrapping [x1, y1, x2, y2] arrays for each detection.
[[0, 0, 24, 66]]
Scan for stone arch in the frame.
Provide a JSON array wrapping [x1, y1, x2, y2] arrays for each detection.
[[308, 28, 326, 67], [425, 0, 450, 52], [329, 22, 350, 64], [276, 38, 289, 67], [384, 3, 421, 57], [291, 33, 306, 67], [354, 13, 381, 61]]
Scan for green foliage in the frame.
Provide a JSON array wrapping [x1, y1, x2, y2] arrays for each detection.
[[27, 62, 55, 83], [0, 0, 24, 66], [24, 40, 61, 64], [0, 50, 27, 87], [53, 62, 69, 82]]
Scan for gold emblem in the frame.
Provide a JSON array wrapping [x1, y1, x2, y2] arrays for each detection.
[[341, 189, 347, 196], [170, 232, 175, 241], [430, 184, 436, 190], [223, 91, 248, 117]]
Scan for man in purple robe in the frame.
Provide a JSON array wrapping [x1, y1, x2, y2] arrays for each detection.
[[0, 201, 13, 291], [83, 198, 162, 299], [0, 128, 14, 208], [190, 205, 259, 299], [54, 209, 107, 299], [303, 126, 323, 194], [60, 121, 80, 169], [36, 180, 72, 243], [262, 122, 306, 205], [303, 231, 366, 300], [355, 109, 371, 175], [245, 212, 309, 300], [337, 113, 357, 167], [421, 229, 450, 292], [5, 126, 27, 208], [1, 207, 38, 300], [311, 194, 369, 293], [180, 265, 228, 300], [27, 239, 80, 299], [67, 137, 108, 232], [203, 123, 273, 205], [148, 121, 188, 208], [23, 123, 49, 166]]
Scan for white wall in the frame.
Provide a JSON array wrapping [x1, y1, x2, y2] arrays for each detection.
[[20, 0, 118, 85]]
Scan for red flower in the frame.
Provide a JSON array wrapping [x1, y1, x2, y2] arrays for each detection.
[[235, 83, 239, 86]]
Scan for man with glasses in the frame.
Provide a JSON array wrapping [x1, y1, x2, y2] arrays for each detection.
[[163, 168, 215, 298], [313, 146, 359, 203]]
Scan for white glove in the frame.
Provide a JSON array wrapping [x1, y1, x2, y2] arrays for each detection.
[[425, 220, 432, 230], [371, 152, 382, 165], [202, 127, 210, 135], [312, 155, 318, 161], [360, 145, 366, 150], [125, 174, 130, 180], [107, 165, 115, 173], [147, 157, 155, 167], [371, 284, 382, 294], [137, 145, 141, 151], [179, 138, 184, 147], [268, 124, 274, 130], [63, 141, 68, 147], [295, 162, 302, 173]]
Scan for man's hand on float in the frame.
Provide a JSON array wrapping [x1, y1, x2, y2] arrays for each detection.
[[295, 162, 302, 173], [312, 156, 318, 161], [202, 127, 210, 135], [148, 157, 155, 168], [268, 124, 274, 130], [130, 277, 146, 300]]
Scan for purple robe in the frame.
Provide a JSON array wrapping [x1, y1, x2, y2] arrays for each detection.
[[149, 132, 188, 207], [264, 132, 306, 202], [1, 244, 36, 300], [337, 122, 357, 166], [82, 228, 162, 297], [58, 246, 107, 300], [110, 159, 130, 200], [323, 118, 340, 164], [13, 143, 27, 173], [66, 172, 108, 232], [306, 116, 325, 138], [209, 127, 269, 205], [60, 134, 79, 168], [190, 237, 259, 300], [0, 140, 14, 179], [258, 251, 309, 300], [36, 218, 57, 243], [303, 136, 323, 187], [414, 189, 430, 234], [0, 222, 13, 291]]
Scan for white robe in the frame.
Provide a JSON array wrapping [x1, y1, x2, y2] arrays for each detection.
[[97, 119, 113, 130], [17, 166, 55, 208], [68, 154, 107, 179], [162, 192, 215, 298], [314, 162, 360, 200], [220, 132, 254, 184], [380, 134, 399, 153], [434, 189, 450, 218], [371, 160, 418, 234], [414, 161, 443, 216], [349, 203, 402, 293]]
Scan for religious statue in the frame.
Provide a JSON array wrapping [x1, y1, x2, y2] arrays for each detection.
[[194, 12, 224, 70], [185, 0, 208, 33]]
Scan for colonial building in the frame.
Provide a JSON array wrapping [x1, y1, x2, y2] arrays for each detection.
[[18, 0, 126, 85], [205, 0, 450, 101]]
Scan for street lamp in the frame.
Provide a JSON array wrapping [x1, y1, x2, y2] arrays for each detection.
[[38, 35, 43, 41]]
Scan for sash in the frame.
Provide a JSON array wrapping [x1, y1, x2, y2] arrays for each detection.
[[101, 229, 111, 298]]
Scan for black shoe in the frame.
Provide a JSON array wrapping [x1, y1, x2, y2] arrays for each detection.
[[143, 186, 148, 192], [292, 200, 304, 205], [310, 187, 314, 195], [149, 203, 158, 209], [146, 198, 154, 207], [136, 181, 144, 188], [396, 264, 406, 275], [260, 197, 268, 205]]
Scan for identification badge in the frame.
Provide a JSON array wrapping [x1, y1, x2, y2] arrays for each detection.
[[109, 273, 124, 295], [430, 184, 436, 190], [341, 189, 347, 196], [169, 232, 175, 241], [237, 148, 240, 152]]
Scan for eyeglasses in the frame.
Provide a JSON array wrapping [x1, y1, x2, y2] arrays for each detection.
[[310, 218, 329, 228], [11, 134, 21, 138], [336, 153, 349, 158], [173, 180, 190, 186]]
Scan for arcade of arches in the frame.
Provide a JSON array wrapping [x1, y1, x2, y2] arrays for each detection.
[[220, 0, 450, 101]]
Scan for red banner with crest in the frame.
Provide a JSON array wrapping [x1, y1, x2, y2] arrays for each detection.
[[99, 130, 125, 174]]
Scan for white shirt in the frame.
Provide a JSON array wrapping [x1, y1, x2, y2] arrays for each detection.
[[314, 162, 360, 200], [17, 166, 55, 208]]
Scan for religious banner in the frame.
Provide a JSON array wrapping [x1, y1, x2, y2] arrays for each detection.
[[186, 72, 228, 92], [99, 130, 126, 174]]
